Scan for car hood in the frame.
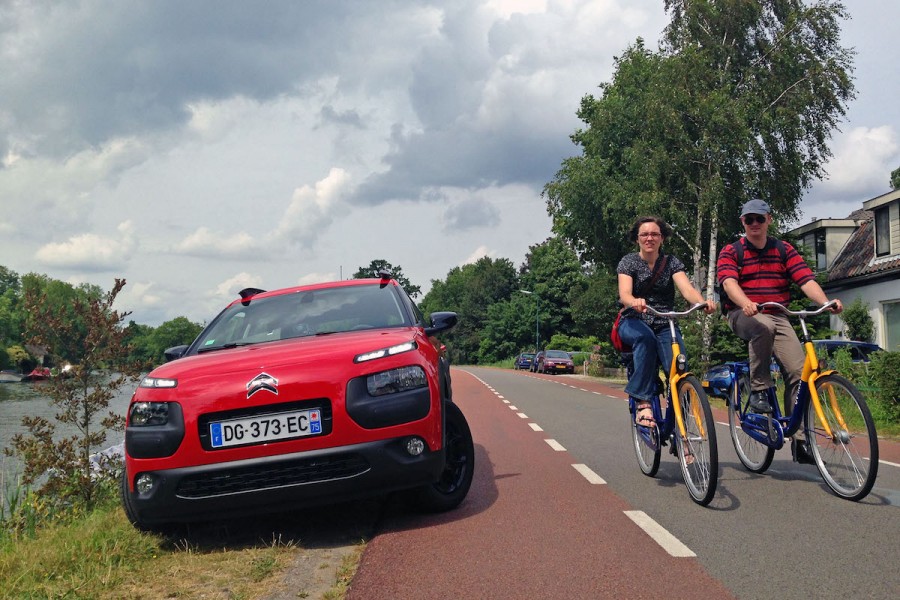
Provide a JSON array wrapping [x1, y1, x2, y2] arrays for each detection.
[[149, 328, 426, 382]]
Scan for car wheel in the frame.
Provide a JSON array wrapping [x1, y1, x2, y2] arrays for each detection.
[[415, 402, 474, 512]]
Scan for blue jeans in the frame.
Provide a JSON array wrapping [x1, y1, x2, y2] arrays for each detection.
[[619, 317, 686, 402]]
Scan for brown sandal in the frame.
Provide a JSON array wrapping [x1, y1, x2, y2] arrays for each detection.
[[635, 402, 655, 427]]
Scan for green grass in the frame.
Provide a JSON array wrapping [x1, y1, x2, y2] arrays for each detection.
[[0, 500, 355, 600]]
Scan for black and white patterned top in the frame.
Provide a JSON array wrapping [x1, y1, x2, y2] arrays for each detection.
[[616, 252, 686, 331]]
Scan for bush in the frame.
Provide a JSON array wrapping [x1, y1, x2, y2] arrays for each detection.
[[868, 351, 900, 423], [842, 297, 875, 342]]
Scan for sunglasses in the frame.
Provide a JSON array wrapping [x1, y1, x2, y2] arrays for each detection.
[[743, 214, 767, 225]]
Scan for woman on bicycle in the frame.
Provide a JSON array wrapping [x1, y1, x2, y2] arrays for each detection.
[[617, 216, 716, 427]]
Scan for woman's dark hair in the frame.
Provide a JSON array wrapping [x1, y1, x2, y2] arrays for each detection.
[[627, 216, 672, 243]]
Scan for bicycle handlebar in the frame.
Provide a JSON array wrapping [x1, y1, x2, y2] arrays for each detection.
[[756, 300, 839, 318], [643, 302, 708, 319]]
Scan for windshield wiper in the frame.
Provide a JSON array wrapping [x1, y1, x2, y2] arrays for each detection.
[[196, 342, 253, 353]]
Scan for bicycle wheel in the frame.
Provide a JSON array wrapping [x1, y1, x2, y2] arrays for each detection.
[[805, 374, 878, 501], [729, 372, 774, 473], [631, 406, 660, 477], [676, 376, 718, 506]]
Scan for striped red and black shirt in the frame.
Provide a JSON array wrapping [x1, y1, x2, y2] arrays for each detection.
[[716, 237, 815, 310]]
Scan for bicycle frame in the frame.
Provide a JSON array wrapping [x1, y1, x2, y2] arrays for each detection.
[[733, 301, 840, 447], [630, 304, 707, 442]]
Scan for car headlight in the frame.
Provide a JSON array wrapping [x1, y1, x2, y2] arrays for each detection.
[[129, 402, 170, 426], [139, 376, 178, 388], [366, 366, 427, 396], [354, 341, 417, 363]]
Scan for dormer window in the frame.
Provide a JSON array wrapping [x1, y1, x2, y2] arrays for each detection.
[[875, 207, 890, 256]]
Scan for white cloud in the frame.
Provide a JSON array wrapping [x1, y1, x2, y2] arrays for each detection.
[[35, 221, 136, 271], [463, 245, 497, 265], [213, 273, 265, 299], [296, 272, 339, 286], [275, 167, 352, 247], [821, 126, 898, 193], [174, 227, 264, 259]]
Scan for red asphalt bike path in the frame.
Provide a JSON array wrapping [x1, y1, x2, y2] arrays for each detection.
[[346, 369, 736, 599]]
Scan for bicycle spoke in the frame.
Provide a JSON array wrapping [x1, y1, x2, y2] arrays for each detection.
[[729, 373, 774, 473], [677, 376, 717, 506], [806, 375, 878, 501]]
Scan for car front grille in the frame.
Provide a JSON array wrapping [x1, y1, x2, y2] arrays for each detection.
[[175, 454, 370, 499]]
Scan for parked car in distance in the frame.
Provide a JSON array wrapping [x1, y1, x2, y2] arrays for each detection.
[[535, 349, 575, 374], [530, 351, 544, 372], [514, 352, 535, 370], [121, 275, 474, 531], [813, 339, 883, 363]]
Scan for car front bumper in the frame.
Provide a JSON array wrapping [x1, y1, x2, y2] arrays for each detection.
[[125, 437, 445, 524]]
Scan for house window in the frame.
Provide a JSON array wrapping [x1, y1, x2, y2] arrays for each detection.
[[875, 207, 890, 256], [885, 301, 900, 352], [814, 230, 827, 270]]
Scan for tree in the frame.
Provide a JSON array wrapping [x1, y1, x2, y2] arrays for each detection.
[[545, 0, 854, 361], [891, 166, 900, 189], [519, 237, 587, 338], [478, 294, 536, 362], [419, 257, 518, 364], [842, 297, 875, 342], [352, 259, 421, 299], [7, 279, 141, 512]]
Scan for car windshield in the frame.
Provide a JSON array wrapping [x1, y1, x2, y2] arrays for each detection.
[[521, 354, 535, 359], [545, 350, 569, 359], [194, 284, 411, 352]]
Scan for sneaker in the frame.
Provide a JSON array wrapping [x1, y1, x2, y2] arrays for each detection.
[[748, 391, 772, 414], [791, 438, 815, 465]]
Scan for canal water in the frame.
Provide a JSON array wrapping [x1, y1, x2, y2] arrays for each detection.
[[0, 380, 136, 487]]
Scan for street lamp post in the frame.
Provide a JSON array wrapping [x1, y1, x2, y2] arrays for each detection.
[[519, 290, 539, 352]]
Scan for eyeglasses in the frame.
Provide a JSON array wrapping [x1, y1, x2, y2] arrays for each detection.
[[743, 214, 767, 225], [638, 232, 662, 239]]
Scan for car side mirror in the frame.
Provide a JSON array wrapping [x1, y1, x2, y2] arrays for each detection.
[[164, 345, 189, 362], [425, 311, 458, 336]]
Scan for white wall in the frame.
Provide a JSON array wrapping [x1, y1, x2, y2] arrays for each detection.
[[829, 278, 900, 348]]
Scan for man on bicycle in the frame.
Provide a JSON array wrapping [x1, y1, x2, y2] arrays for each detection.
[[717, 199, 843, 464]]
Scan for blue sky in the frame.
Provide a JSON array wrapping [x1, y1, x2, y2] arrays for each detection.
[[1, 1, 896, 325]]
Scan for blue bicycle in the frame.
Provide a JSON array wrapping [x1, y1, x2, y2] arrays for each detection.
[[720, 301, 878, 501]]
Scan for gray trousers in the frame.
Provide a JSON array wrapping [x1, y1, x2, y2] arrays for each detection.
[[727, 309, 806, 416]]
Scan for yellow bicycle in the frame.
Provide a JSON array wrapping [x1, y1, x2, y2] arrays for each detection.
[[628, 303, 718, 506]]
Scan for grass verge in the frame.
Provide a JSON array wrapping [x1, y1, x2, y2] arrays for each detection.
[[0, 500, 362, 600]]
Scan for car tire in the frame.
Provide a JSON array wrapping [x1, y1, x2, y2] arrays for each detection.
[[415, 402, 474, 512]]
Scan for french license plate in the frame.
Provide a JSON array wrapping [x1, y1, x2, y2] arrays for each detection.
[[210, 409, 322, 448]]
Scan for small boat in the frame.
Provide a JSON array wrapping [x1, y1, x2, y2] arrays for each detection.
[[22, 367, 52, 382], [0, 369, 24, 383]]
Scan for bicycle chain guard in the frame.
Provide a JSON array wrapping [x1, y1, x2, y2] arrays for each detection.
[[743, 413, 785, 449]]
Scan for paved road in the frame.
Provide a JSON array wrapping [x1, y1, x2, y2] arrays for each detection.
[[347, 367, 900, 599]]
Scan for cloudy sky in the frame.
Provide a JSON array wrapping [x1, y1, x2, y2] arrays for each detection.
[[2, 0, 897, 326]]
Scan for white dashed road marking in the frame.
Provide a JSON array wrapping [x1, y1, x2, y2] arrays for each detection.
[[529, 423, 544, 432], [624, 511, 696, 557], [545, 439, 566, 451], [517, 413, 529, 419], [572, 464, 606, 484]]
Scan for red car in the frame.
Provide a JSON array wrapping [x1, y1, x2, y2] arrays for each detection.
[[536, 349, 575, 374], [121, 275, 473, 529]]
